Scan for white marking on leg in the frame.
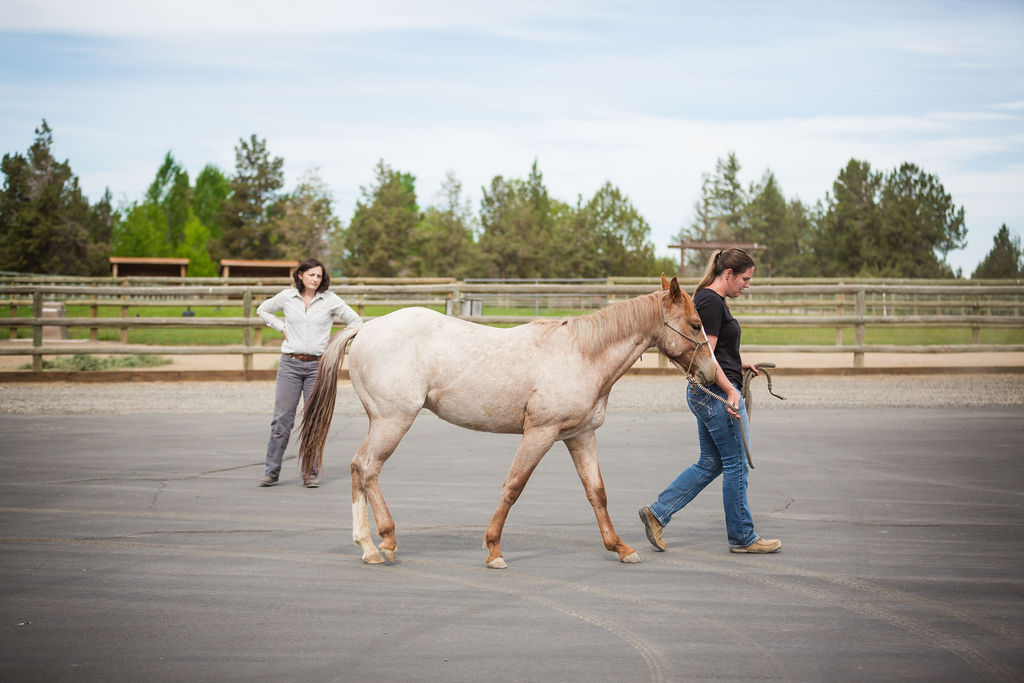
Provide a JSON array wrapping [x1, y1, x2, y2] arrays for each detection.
[[352, 494, 382, 563]]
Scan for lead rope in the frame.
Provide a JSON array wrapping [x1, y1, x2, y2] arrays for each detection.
[[685, 362, 786, 469], [660, 303, 785, 469]]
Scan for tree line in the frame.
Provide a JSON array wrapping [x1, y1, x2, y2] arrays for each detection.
[[2, 120, 1021, 279]]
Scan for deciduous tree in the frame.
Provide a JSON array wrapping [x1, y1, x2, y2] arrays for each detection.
[[478, 161, 556, 279], [192, 164, 230, 243], [276, 169, 339, 264], [341, 160, 420, 277], [410, 171, 480, 278], [561, 182, 657, 277]]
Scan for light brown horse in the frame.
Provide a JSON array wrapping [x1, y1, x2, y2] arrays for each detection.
[[300, 275, 716, 568]]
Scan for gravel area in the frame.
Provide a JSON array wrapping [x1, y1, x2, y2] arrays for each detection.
[[1, 373, 1022, 415]]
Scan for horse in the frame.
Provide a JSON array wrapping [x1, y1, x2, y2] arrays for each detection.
[[299, 275, 716, 568]]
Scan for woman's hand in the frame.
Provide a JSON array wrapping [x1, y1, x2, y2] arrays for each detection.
[[725, 386, 741, 418]]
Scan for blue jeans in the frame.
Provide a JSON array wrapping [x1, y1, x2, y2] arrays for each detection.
[[264, 354, 319, 478], [649, 383, 758, 548]]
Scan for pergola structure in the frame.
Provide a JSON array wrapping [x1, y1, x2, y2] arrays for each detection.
[[219, 259, 299, 279], [108, 257, 189, 278], [667, 241, 766, 277]]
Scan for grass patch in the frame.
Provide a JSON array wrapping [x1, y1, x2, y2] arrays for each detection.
[[2, 303, 1021, 346], [19, 354, 172, 371], [742, 326, 1024, 346]]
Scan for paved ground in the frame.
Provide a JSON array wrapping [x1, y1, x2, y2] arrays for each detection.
[[1, 392, 1022, 681]]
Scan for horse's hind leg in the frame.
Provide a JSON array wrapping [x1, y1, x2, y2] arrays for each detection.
[[564, 432, 638, 563], [352, 415, 414, 564], [483, 426, 559, 569]]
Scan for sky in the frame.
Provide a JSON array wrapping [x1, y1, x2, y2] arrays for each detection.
[[1, 0, 1022, 275]]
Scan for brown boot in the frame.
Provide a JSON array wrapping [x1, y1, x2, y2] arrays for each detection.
[[639, 507, 667, 551], [730, 537, 781, 553]]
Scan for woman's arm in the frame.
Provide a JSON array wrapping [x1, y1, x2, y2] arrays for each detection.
[[706, 333, 741, 417], [331, 296, 363, 330], [256, 290, 286, 332]]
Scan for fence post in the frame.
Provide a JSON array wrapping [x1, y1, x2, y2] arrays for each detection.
[[854, 288, 866, 368], [448, 283, 461, 316], [120, 293, 129, 344], [32, 290, 42, 372], [972, 292, 981, 344], [242, 289, 253, 376], [835, 291, 845, 346], [90, 284, 99, 341]]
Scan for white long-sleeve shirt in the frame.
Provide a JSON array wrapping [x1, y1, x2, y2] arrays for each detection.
[[256, 288, 362, 356]]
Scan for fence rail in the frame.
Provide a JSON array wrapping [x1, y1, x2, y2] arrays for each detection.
[[2, 279, 1022, 373]]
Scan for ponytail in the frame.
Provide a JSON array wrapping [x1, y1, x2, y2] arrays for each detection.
[[692, 248, 755, 296]]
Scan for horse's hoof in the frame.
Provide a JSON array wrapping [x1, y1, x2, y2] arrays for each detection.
[[381, 547, 397, 563], [486, 557, 508, 569], [620, 552, 640, 563], [362, 547, 385, 564]]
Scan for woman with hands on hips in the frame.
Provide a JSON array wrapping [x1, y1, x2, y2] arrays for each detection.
[[256, 258, 361, 488]]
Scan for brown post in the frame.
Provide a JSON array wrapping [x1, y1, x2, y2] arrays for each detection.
[[32, 291, 42, 372], [835, 292, 845, 346], [120, 295, 129, 344], [242, 289, 253, 377], [90, 285, 99, 341], [854, 288, 866, 368], [972, 292, 981, 344]]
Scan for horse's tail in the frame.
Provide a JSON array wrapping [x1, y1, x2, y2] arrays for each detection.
[[299, 326, 360, 479]]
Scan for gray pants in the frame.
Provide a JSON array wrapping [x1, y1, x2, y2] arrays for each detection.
[[264, 354, 319, 478]]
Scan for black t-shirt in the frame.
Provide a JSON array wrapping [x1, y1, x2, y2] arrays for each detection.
[[694, 288, 742, 387]]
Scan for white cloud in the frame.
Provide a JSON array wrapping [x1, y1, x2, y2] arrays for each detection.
[[993, 100, 1024, 111], [0, 0, 601, 38]]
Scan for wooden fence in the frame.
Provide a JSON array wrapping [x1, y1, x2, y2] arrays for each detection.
[[2, 278, 1022, 373]]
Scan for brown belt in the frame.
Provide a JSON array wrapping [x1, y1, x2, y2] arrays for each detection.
[[287, 353, 321, 362]]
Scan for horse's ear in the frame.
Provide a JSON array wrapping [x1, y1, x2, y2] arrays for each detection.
[[660, 272, 670, 290], [669, 276, 683, 303]]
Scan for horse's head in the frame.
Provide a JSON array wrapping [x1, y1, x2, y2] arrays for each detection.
[[658, 274, 717, 384]]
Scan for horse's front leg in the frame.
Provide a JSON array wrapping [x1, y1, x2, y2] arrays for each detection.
[[564, 432, 639, 563], [484, 426, 559, 569]]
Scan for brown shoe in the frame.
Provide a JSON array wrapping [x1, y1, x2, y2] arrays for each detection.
[[259, 475, 278, 487], [730, 537, 781, 553], [639, 507, 667, 551]]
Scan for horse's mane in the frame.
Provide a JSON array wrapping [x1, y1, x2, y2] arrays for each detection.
[[534, 291, 661, 358]]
